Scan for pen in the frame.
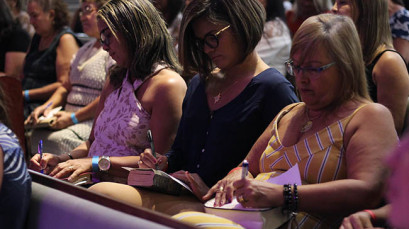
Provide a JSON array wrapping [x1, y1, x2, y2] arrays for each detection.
[[147, 130, 158, 169], [241, 160, 249, 179], [44, 101, 53, 110], [38, 140, 43, 174]]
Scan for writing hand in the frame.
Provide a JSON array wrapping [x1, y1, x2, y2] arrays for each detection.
[[29, 152, 60, 174]]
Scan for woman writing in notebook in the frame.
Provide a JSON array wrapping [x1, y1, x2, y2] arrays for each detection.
[[194, 14, 398, 228], [29, 0, 186, 181]]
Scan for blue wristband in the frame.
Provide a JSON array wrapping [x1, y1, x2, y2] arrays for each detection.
[[71, 113, 79, 124], [24, 90, 30, 102], [92, 156, 99, 172]]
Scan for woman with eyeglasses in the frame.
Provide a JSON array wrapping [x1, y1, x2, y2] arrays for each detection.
[[22, 0, 81, 119], [332, 0, 409, 136], [88, 0, 298, 215], [30, 0, 186, 183], [26, 0, 114, 156], [184, 14, 398, 228]]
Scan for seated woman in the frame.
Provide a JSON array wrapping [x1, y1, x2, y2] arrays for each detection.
[[255, 0, 292, 75], [22, 0, 81, 118], [25, 0, 114, 155], [0, 0, 30, 79], [0, 86, 31, 229], [332, 0, 409, 136], [187, 14, 398, 228], [29, 0, 187, 183], [88, 0, 298, 215]]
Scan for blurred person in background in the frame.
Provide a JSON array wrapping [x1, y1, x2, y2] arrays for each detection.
[[0, 0, 30, 79], [22, 0, 81, 118]]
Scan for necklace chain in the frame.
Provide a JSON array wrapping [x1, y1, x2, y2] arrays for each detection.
[[212, 79, 240, 104], [300, 107, 322, 133]]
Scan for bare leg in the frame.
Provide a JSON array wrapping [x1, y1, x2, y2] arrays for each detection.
[[89, 182, 205, 215]]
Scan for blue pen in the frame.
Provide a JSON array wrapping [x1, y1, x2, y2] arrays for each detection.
[[38, 140, 43, 174], [241, 160, 249, 179], [44, 101, 53, 110]]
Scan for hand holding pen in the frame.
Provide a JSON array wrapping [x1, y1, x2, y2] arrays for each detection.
[[38, 140, 44, 174], [146, 130, 159, 170], [241, 160, 249, 179]]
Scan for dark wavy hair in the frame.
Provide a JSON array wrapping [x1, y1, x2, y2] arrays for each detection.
[[0, 0, 20, 43], [179, 0, 265, 78], [97, 0, 181, 88], [29, 0, 70, 32]]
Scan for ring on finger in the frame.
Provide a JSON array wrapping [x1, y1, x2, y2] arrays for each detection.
[[219, 186, 224, 192], [68, 166, 74, 170], [237, 195, 246, 203]]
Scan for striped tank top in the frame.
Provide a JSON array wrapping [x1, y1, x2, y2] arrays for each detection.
[[258, 102, 367, 228]]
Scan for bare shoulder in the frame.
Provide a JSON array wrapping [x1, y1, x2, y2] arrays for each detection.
[[354, 103, 393, 120], [150, 68, 187, 92], [58, 33, 78, 46], [347, 102, 395, 132], [375, 50, 407, 74]]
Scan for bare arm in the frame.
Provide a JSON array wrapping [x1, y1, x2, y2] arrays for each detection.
[[373, 51, 409, 135], [143, 69, 187, 155], [4, 52, 26, 79], [295, 104, 397, 216], [25, 34, 79, 101]]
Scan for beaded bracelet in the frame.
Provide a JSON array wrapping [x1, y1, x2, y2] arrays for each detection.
[[283, 184, 299, 212], [292, 184, 298, 212], [71, 113, 79, 124], [283, 184, 292, 212]]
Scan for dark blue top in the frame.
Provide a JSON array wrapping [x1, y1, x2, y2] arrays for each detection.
[[166, 68, 299, 186], [0, 123, 31, 229]]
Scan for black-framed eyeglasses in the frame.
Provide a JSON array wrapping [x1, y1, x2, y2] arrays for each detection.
[[195, 25, 231, 51], [285, 59, 336, 80], [79, 5, 96, 17], [99, 28, 110, 46]]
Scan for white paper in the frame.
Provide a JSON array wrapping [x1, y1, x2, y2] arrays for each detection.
[[265, 163, 302, 185]]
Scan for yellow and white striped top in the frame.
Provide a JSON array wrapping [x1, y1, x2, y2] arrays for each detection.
[[258, 102, 366, 228]]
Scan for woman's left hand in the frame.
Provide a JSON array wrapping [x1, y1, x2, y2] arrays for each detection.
[[51, 111, 74, 129], [48, 158, 92, 181], [171, 170, 209, 202], [233, 179, 283, 208]]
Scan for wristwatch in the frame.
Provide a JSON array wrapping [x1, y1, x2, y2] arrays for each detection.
[[98, 156, 111, 171]]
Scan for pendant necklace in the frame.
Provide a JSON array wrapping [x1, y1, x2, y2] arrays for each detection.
[[212, 80, 240, 104], [300, 107, 322, 133]]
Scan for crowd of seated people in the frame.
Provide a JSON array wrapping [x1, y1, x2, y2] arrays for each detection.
[[25, 0, 115, 156], [22, 0, 81, 119], [2, 0, 409, 228]]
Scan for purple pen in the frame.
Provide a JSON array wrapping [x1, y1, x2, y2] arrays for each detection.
[[38, 140, 43, 174], [242, 160, 249, 179]]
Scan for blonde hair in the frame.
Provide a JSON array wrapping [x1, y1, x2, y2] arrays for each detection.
[[291, 14, 370, 108], [352, 0, 393, 64]]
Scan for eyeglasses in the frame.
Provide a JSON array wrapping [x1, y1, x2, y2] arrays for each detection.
[[99, 28, 110, 46], [195, 25, 231, 51], [285, 59, 336, 80], [79, 5, 96, 17]]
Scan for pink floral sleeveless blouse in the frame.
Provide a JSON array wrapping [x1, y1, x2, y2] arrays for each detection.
[[88, 72, 151, 157]]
